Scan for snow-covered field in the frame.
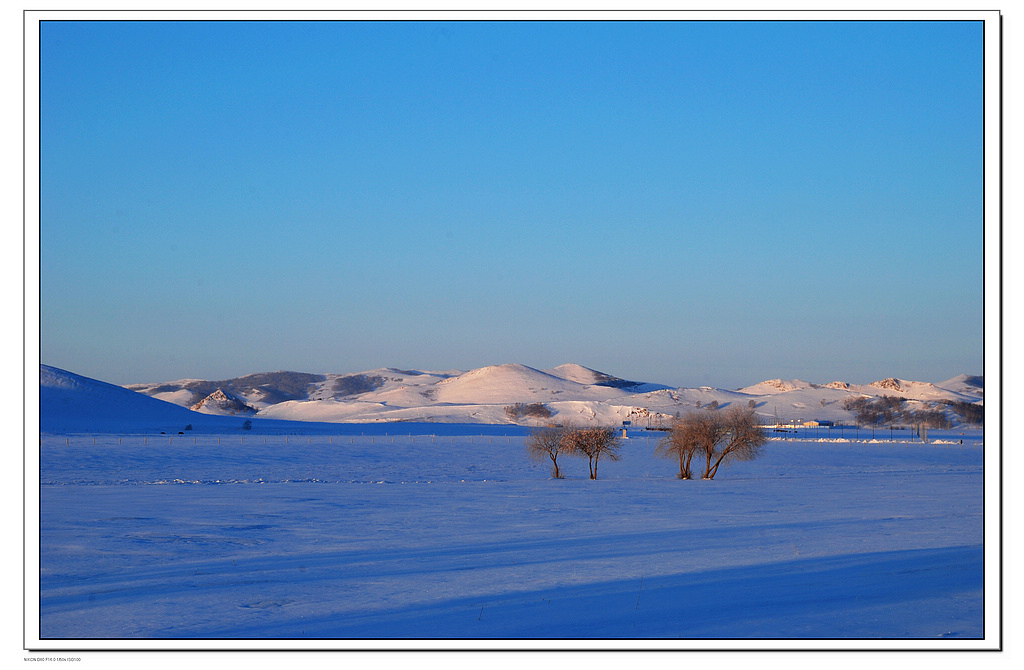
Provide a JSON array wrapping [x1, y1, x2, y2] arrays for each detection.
[[34, 426, 987, 648]]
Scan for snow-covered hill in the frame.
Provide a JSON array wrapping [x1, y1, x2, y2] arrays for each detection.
[[40, 365, 224, 434], [40, 363, 985, 432]]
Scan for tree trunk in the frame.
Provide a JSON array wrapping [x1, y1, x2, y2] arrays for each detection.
[[550, 453, 561, 479], [678, 455, 692, 479], [708, 452, 728, 479]]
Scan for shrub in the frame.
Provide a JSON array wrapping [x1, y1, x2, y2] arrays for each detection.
[[945, 400, 984, 426], [505, 402, 553, 422]]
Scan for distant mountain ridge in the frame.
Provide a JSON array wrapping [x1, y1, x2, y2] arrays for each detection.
[[109, 363, 985, 429]]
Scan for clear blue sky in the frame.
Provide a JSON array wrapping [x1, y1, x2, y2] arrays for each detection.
[[40, 19, 985, 389]]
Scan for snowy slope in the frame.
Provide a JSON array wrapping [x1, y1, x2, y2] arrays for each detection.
[[40, 365, 225, 433], [545, 362, 619, 385], [433, 364, 615, 404], [935, 374, 985, 398], [544, 362, 668, 391]]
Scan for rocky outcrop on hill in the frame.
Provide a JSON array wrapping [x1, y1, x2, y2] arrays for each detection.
[[190, 389, 257, 416], [870, 378, 903, 392]]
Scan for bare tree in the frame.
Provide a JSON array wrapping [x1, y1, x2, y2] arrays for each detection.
[[655, 417, 701, 479], [671, 408, 767, 479], [705, 406, 767, 479], [563, 426, 621, 480], [526, 424, 569, 479]]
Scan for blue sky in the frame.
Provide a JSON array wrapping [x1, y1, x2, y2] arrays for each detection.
[[39, 19, 985, 389]]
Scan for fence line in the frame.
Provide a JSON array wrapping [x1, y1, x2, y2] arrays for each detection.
[[767, 436, 982, 449]]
